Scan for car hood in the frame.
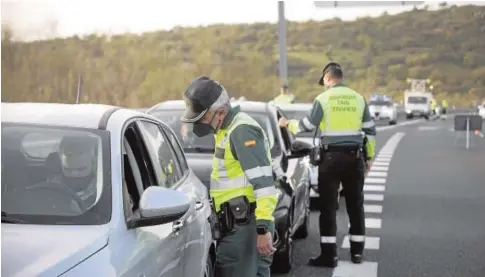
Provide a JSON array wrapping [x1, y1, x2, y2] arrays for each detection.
[[2, 224, 109, 277]]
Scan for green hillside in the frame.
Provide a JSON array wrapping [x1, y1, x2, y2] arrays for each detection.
[[2, 5, 485, 107]]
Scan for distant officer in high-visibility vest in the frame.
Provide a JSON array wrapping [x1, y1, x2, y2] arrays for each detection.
[[441, 99, 449, 114], [181, 76, 278, 277], [273, 84, 296, 104], [431, 99, 437, 115], [279, 62, 376, 267]]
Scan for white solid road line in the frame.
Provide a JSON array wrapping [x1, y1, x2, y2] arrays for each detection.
[[364, 194, 384, 201], [364, 204, 383, 213], [374, 157, 392, 162], [342, 236, 380, 250], [364, 177, 386, 184], [364, 185, 386, 192], [370, 166, 389, 171]]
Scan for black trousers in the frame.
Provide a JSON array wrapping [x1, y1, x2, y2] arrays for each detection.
[[317, 151, 366, 259]]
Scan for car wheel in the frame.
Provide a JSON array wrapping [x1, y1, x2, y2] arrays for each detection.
[[389, 120, 397, 125], [204, 253, 215, 277], [293, 197, 310, 239], [271, 229, 293, 273]]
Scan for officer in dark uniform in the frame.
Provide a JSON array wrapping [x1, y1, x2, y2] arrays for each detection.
[[279, 62, 376, 267]]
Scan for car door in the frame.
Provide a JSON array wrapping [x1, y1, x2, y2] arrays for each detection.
[[157, 123, 212, 277], [126, 120, 187, 277], [275, 109, 310, 227]]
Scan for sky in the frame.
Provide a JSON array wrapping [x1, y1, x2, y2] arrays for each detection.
[[1, 0, 484, 41]]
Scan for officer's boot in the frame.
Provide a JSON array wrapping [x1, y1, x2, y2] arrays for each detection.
[[308, 243, 338, 268], [350, 241, 364, 264]]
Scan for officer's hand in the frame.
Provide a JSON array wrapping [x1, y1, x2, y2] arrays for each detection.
[[257, 232, 276, 256], [279, 117, 289, 128], [365, 160, 372, 171]]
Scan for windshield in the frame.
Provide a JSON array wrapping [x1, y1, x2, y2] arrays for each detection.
[[369, 100, 393, 107], [1, 123, 111, 225], [280, 110, 314, 138], [408, 96, 428, 104], [149, 108, 279, 157]]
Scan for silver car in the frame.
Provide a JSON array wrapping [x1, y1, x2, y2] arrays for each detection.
[[1, 103, 216, 277]]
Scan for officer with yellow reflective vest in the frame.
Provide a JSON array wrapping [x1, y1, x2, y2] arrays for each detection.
[[441, 99, 449, 114], [431, 99, 437, 115], [181, 76, 278, 277], [273, 84, 296, 104], [279, 62, 376, 267]]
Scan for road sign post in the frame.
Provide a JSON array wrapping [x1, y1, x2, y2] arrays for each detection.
[[454, 114, 483, 149]]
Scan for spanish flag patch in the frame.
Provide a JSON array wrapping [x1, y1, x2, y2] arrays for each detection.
[[244, 139, 257, 147]]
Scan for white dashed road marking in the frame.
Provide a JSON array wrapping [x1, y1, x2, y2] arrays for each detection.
[[367, 171, 388, 177], [334, 132, 406, 277], [364, 194, 384, 201], [364, 204, 383, 213], [364, 185, 386, 192]]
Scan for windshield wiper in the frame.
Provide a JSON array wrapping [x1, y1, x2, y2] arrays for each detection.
[[1, 211, 28, 224]]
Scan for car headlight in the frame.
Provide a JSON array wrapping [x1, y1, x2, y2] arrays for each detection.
[[406, 109, 411, 113]]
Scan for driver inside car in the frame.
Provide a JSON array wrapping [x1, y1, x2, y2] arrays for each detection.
[[40, 134, 99, 207]]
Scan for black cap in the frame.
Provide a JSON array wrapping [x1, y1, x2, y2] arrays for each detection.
[[181, 76, 225, 123], [318, 62, 342, 86]]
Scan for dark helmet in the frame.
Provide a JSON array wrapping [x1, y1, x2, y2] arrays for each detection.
[[318, 62, 342, 86], [181, 76, 229, 123]]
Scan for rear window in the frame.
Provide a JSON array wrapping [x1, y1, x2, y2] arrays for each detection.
[[408, 97, 428, 104]]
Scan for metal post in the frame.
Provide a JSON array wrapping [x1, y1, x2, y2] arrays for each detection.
[[466, 116, 470, 149], [76, 74, 83, 104], [278, 1, 288, 88]]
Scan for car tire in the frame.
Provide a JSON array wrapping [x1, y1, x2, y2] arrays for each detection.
[[204, 252, 215, 277], [389, 120, 397, 125], [271, 229, 292, 273], [293, 197, 310, 239]]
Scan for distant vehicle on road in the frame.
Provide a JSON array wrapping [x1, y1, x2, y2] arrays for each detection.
[[404, 91, 432, 120], [478, 103, 485, 119], [2, 103, 216, 277], [148, 100, 312, 274], [368, 94, 398, 125]]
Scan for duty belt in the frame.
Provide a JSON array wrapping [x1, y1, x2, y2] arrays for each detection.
[[322, 144, 361, 155]]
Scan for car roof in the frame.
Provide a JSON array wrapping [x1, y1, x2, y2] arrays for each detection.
[[275, 103, 313, 111], [1, 102, 129, 129], [149, 100, 272, 113]]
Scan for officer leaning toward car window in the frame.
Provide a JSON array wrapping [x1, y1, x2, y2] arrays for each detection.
[[181, 76, 278, 277], [279, 62, 376, 267]]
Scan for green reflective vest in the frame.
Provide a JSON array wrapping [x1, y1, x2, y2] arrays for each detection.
[[210, 112, 277, 222]]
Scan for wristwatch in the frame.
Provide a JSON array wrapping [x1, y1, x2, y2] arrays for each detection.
[[256, 225, 269, 235]]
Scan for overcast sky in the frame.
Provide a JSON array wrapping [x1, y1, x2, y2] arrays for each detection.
[[2, 0, 484, 41]]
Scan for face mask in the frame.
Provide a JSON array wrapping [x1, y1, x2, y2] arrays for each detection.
[[192, 111, 222, 137]]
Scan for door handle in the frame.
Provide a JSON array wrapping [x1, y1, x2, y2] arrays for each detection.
[[172, 220, 184, 234], [195, 200, 204, 210]]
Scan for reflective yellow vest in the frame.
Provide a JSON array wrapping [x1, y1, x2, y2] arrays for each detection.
[[210, 112, 277, 222], [442, 100, 448, 108], [315, 86, 376, 158]]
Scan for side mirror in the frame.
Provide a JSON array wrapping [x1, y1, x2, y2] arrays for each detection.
[[127, 186, 191, 229], [288, 139, 312, 159]]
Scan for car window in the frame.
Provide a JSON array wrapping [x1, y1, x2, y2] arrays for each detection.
[[1, 123, 111, 225], [21, 133, 61, 159], [137, 121, 182, 188], [160, 124, 189, 174], [280, 109, 314, 138], [369, 100, 393, 107]]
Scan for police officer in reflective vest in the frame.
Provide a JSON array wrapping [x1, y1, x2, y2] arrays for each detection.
[[181, 76, 278, 277], [279, 62, 376, 267], [273, 84, 296, 104]]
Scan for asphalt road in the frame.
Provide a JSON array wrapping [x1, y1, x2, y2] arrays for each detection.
[[275, 115, 485, 277]]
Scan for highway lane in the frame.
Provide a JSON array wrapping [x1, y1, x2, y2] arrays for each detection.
[[274, 115, 485, 277]]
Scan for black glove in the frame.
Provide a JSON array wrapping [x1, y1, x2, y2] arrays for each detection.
[[278, 176, 294, 196]]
